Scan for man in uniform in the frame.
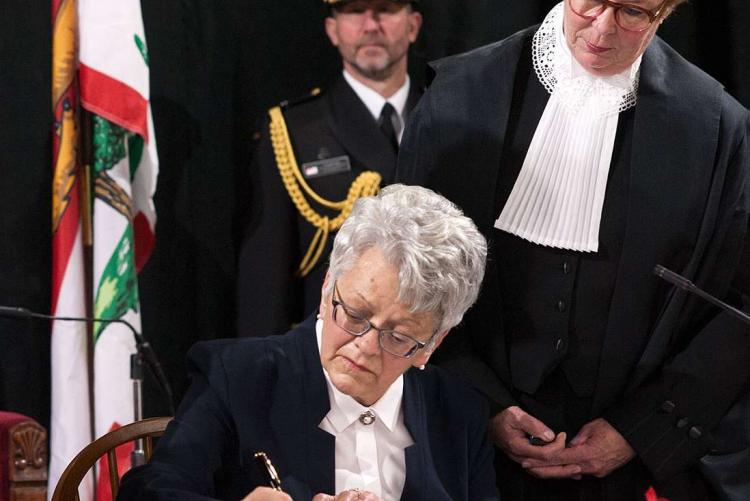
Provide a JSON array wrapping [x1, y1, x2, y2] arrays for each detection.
[[237, 0, 423, 337]]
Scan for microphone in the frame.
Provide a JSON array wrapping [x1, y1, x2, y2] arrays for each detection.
[[0, 305, 175, 414], [0, 306, 34, 318], [653, 265, 750, 326]]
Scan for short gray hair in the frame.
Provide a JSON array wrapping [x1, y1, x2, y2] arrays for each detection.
[[326, 184, 487, 335], [661, 0, 688, 16]]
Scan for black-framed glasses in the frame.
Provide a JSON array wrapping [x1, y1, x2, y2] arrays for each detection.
[[568, 0, 666, 32], [331, 281, 429, 358]]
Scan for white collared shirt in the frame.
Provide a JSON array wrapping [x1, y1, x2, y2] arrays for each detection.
[[342, 70, 411, 143], [316, 320, 414, 500]]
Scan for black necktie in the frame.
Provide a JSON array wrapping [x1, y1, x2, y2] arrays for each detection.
[[378, 102, 399, 152]]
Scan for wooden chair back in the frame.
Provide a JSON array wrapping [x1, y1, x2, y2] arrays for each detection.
[[51, 417, 171, 501], [0, 411, 47, 501]]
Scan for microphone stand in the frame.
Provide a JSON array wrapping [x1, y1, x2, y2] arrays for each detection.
[[653, 265, 750, 326], [0, 306, 175, 466], [130, 350, 146, 466]]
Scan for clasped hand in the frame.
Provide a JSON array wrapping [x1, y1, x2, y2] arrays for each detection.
[[490, 406, 635, 479]]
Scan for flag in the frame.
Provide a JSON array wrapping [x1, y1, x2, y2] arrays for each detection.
[[49, 0, 94, 499], [48, 0, 158, 498], [78, 0, 159, 497]]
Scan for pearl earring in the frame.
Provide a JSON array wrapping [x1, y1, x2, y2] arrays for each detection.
[[418, 364, 425, 371]]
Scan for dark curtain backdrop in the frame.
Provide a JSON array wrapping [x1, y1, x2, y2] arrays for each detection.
[[1, 0, 748, 428]]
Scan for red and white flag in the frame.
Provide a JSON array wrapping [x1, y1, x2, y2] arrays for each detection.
[[49, 0, 93, 498], [49, 0, 158, 498]]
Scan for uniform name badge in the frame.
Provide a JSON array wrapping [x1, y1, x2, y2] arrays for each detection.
[[301, 155, 351, 179]]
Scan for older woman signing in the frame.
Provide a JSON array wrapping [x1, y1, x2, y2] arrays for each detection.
[[398, 0, 750, 500], [117, 184, 496, 501]]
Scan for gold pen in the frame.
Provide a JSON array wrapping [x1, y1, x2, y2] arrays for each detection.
[[254, 451, 284, 492]]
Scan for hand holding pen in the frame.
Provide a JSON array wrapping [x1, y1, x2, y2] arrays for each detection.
[[254, 452, 283, 491], [241, 452, 291, 501]]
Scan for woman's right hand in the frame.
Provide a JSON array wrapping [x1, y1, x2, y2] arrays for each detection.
[[242, 486, 293, 501], [490, 406, 564, 464], [490, 406, 580, 479]]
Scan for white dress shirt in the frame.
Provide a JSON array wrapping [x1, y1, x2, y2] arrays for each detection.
[[316, 320, 414, 501], [343, 70, 411, 143]]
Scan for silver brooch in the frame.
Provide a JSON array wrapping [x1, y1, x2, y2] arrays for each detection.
[[359, 410, 376, 425]]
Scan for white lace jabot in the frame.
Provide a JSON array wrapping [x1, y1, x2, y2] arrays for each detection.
[[494, 2, 641, 252]]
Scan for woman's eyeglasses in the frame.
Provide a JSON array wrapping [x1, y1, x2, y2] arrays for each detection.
[[568, 0, 665, 32], [331, 281, 429, 358]]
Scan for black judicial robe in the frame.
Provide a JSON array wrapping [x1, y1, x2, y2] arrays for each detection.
[[397, 26, 750, 497], [236, 76, 421, 338], [117, 316, 499, 501]]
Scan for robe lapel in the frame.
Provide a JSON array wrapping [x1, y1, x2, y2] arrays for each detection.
[[592, 38, 724, 413], [325, 77, 398, 183], [449, 35, 525, 232]]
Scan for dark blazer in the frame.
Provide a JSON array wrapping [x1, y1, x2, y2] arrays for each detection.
[[237, 76, 421, 338], [397, 27, 750, 488], [118, 316, 499, 501]]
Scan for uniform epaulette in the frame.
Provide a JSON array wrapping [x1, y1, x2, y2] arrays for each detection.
[[278, 87, 323, 110]]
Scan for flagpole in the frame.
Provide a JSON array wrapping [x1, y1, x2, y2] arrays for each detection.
[[80, 109, 93, 249], [79, 106, 98, 488]]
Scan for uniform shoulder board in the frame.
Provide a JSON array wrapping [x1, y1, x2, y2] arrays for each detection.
[[279, 87, 323, 110]]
